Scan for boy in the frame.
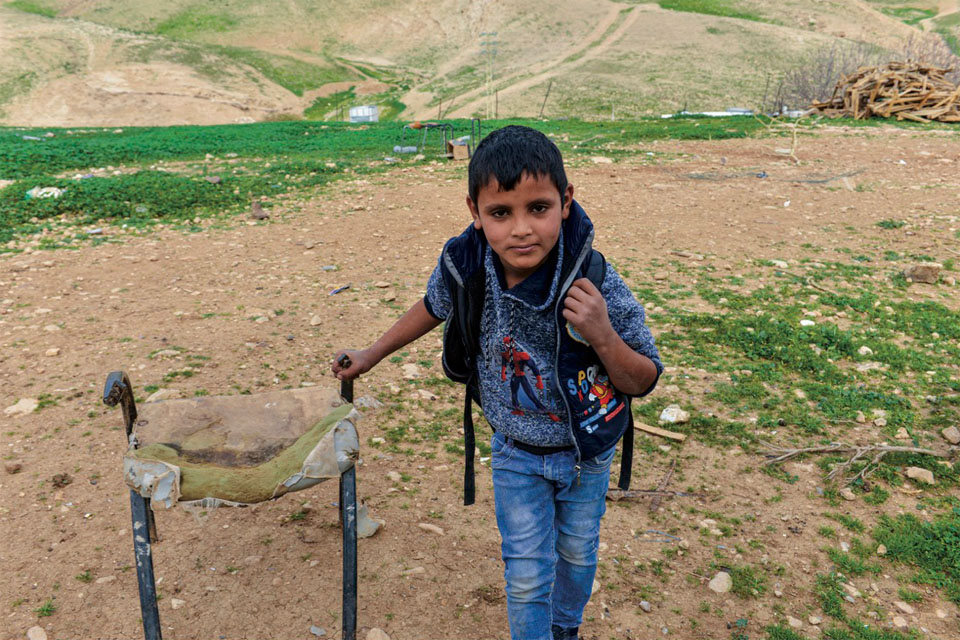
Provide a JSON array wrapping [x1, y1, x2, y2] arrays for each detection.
[[333, 125, 661, 640]]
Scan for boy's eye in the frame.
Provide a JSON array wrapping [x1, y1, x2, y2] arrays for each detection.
[[490, 209, 509, 218], [531, 204, 548, 213]]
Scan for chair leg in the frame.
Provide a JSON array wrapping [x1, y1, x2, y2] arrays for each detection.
[[130, 490, 162, 640], [340, 466, 358, 640]]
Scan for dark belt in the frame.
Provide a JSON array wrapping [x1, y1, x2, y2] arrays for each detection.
[[507, 437, 574, 456]]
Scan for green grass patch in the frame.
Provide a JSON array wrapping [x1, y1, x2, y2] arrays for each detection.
[[879, 6, 937, 26], [304, 88, 356, 120], [156, 9, 238, 38], [656, 0, 771, 24], [7, 0, 57, 18], [825, 513, 866, 534], [729, 564, 767, 598], [876, 218, 906, 229], [873, 509, 960, 604]]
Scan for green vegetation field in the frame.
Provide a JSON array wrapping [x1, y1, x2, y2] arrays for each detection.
[[0, 117, 778, 249]]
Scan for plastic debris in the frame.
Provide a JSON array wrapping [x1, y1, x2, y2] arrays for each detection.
[[26, 186, 65, 199]]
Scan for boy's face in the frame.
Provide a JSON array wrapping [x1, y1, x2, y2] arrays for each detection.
[[467, 172, 574, 286]]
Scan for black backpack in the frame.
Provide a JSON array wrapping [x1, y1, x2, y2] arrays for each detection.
[[441, 249, 630, 505]]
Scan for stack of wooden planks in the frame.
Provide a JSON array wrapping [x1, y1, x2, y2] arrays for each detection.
[[811, 61, 960, 122]]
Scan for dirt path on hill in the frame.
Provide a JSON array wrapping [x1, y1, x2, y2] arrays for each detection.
[[404, 2, 630, 120], [446, 5, 642, 119], [1, 130, 959, 640]]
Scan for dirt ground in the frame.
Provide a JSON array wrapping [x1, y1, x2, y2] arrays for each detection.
[[2, 128, 959, 640]]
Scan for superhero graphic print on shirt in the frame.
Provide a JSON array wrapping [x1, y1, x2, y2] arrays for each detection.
[[500, 336, 561, 422], [566, 364, 625, 434]]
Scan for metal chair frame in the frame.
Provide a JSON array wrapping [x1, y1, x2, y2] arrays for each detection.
[[103, 371, 358, 640]]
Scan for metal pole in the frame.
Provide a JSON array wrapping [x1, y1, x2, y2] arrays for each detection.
[[337, 362, 357, 640], [340, 465, 358, 640], [130, 492, 162, 640], [539, 79, 553, 119]]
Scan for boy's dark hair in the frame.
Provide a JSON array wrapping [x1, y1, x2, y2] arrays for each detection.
[[468, 125, 568, 205]]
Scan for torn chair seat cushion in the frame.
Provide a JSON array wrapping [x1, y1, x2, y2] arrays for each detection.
[[123, 387, 359, 508]]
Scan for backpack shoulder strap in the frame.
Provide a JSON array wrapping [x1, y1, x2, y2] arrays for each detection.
[[582, 249, 632, 489], [584, 249, 606, 290]]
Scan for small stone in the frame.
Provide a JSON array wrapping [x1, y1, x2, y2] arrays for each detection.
[[310, 626, 327, 637], [417, 389, 438, 401], [891, 616, 908, 629], [894, 601, 915, 615], [243, 555, 262, 566], [659, 404, 689, 424], [374, 281, 391, 288], [27, 627, 47, 640], [310, 315, 323, 326], [841, 582, 861, 598], [855, 411, 867, 424], [400, 566, 425, 577], [771, 260, 789, 269], [905, 466, 935, 485], [787, 616, 803, 629], [774, 589, 784, 597], [366, 629, 391, 640], [653, 271, 669, 281], [935, 609, 947, 619], [357, 503, 384, 539], [4, 398, 38, 416], [354, 395, 383, 409], [808, 616, 822, 625], [4, 460, 23, 474], [858, 346, 873, 356], [44, 348, 60, 357], [941, 426, 960, 444], [401, 363, 421, 379], [894, 427, 909, 440], [708, 571, 732, 593], [417, 522, 444, 535], [43, 324, 61, 332], [903, 263, 941, 284], [590, 156, 613, 164], [800, 319, 816, 327], [639, 600, 652, 612], [794, 389, 807, 399], [874, 417, 887, 427], [839, 487, 856, 501], [840, 541, 850, 552], [387, 471, 402, 482], [370, 437, 386, 445], [876, 544, 886, 556], [96, 575, 116, 584], [170, 598, 186, 610]]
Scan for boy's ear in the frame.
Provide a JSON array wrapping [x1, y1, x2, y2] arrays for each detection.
[[467, 195, 482, 229], [561, 184, 575, 219]]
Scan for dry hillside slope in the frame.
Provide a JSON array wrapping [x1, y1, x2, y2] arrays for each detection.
[[1, 0, 958, 125]]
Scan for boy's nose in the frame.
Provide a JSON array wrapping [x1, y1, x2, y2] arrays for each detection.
[[512, 214, 533, 236]]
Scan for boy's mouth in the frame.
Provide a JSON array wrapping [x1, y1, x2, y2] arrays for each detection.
[[510, 244, 538, 254]]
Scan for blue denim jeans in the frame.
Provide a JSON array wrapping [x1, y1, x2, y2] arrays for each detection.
[[490, 431, 615, 640]]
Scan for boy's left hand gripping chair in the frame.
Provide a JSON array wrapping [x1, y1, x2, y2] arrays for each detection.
[[103, 371, 363, 640]]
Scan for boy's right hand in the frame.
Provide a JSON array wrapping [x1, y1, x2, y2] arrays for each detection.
[[332, 349, 376, 381]]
